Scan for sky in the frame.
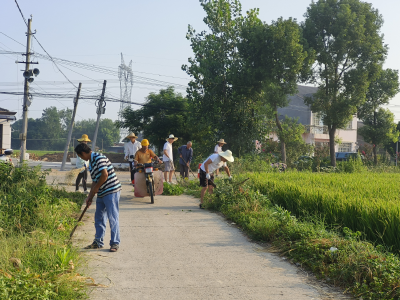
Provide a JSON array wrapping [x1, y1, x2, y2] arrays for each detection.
[[1, 0, 400, 123]]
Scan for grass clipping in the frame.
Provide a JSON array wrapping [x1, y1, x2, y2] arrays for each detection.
[[65, 167, 85, 186]]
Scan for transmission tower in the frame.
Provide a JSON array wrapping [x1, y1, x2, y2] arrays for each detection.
[[118, 53, 133, 141]]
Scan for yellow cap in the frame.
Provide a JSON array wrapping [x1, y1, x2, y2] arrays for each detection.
[[141, 139, 149, 146]]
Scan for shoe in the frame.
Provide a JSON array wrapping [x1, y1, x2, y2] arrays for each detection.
[[83, 190, 89, 194], [84, 242, 103, 249], [110, 244, 119, 252], [199, 204, 204, 209]]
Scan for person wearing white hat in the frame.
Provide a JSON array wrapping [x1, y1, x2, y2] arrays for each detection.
[[199, 150, 234, 209], [124, 133, 142, 184], [214, 139, 227, 177], [163, 134, 178, 183]]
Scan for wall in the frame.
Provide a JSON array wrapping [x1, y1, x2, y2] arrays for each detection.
[[0, 119, 12, 149]]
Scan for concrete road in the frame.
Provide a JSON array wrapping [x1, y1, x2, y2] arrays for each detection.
[[67, 172, 349, 300]]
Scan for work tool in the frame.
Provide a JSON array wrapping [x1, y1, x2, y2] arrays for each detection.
[[69, 204, 89, 240], [181, 156, 197, 179]]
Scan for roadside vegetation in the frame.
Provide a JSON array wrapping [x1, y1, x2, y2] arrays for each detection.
[[177, 156, 400, 300], [0, 163, 88, 299]]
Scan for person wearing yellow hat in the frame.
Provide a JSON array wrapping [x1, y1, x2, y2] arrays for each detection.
[[75, 134, 91, 193], [124, 133, 142, 184], [134, 139, 162, 165]]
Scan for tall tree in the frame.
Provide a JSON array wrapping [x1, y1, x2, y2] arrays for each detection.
[[182, 0, 269, 156], [116, 87, 190, 154], [302, 0, 387, 166], [239, 16, 313, 163], [358, 68, 399, 164], [359, 108, 399, 164]]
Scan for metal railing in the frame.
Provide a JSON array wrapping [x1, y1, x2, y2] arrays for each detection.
[[305, 125, 329, 134]]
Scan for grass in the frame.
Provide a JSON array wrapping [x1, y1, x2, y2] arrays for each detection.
[[188, 177, 400, 299], [12, 150, 65, 157], [0, 163, 88, 299]]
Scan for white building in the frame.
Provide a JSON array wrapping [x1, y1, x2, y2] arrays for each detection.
[[272, 85, 358, 152], [0, 107, 17, 150]]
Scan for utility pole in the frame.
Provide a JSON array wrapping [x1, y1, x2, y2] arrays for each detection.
[[60, 83, 82, 171], [92, 80, 107, 151], [19, 18, 32, 164]]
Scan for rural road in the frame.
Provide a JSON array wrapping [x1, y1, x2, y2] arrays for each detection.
[[42, 167, 349, 300]]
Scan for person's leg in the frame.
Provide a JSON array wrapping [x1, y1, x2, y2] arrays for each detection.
[[75, 172, 83, 191], [180, 164, 185, 178], [184, 165, 189, 179], [93, 197, 107, 247], [200, 186, 208, 204], [169, 170, 173, 182], [208, 185, 214, 195], [83, 169, 87, 191], [103, 191, 121, 247], [129, 162, 135, 182]]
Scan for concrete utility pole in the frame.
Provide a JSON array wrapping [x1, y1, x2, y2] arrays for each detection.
[[19, 18, 32, 164], [92, 80, 107, 151], [60, 83, 82, 171]]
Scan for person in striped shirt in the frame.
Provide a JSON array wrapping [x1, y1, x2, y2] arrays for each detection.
[[74, 143, 122, 252]]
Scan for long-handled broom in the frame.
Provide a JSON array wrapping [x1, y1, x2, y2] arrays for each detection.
[[69, 204, 89, 241]]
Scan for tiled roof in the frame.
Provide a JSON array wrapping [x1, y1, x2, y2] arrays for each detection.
[[0, 107, 10, 112]]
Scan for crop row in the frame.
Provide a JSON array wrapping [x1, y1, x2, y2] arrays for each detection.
[[242, 172, 400, 252]]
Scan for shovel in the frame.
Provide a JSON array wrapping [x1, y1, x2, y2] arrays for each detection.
[[69, 204, 89, 241]]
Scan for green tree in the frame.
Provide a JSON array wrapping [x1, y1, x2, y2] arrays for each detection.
[[302, 0, 387, 166], [359, 108, 399, 164], [182, 0, 269, 156], [239, 16, 313, 163], [116, 87, 190, 155]]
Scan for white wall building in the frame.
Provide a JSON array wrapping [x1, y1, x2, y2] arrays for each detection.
[[0, 107, 17, 150]]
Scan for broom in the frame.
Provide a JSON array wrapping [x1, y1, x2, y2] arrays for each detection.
[[65, 167, 85, 186], [69, 203, 89, 241]]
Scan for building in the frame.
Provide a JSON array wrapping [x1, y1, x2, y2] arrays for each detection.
[[273, 85, 358, 152], [0, 107, 17, 150]]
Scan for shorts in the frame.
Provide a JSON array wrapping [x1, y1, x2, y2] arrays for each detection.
[[199, 169, 214, 188], [164, 160, 175, 172]]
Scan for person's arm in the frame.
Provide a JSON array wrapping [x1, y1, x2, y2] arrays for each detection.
[[86, 169, 108, 207], [178, 146, 183, 158], [134, 152, 139, 166], [188, 149, 193, 166], [124, 144, 129, 159], [214, 145, 218, 154]]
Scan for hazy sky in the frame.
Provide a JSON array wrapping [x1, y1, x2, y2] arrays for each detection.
[[1, 0, 400, 123]]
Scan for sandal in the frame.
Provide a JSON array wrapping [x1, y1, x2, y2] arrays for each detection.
[[84, 242, 103, 249], [110, 244, 119, 252]]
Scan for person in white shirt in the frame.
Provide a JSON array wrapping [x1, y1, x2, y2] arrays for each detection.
[[163, 134, 178, 184], [75, 134, 90, 193], [124, 133, 142, 184], [214, 139, 227, 176], [199, 150, 234, 208]]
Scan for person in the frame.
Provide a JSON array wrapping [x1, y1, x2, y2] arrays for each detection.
[[134, 139, 162, 165], [178, 141, 193, 179], [75, 134, 90, 193], [214, 139, 227, 176], [163, 134, 178, 184], [199, 150, 234, 209], [124, 133, 142, 185], [75, 143, 122, 252]]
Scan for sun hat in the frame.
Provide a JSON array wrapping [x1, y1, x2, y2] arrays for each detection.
[[126, 132, 138, 139], [141, 139, 149, 146], [218, 150, 234, 162], [77, 134, 91, 142], [217, 139, 227, 144], [166, 134, 178, 142]]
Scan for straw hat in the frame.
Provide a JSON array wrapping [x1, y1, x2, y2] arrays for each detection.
[[166, 134, 178, 142], [218, 150, 234, 162], [217, 139, 227, 144], [126, 132, 138, 139], [77, 134, 91, 142]]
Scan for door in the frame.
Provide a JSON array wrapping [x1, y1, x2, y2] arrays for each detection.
[[0, 124, 3, 149]]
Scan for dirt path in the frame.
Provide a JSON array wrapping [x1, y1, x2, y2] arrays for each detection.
[[44, 169, 350, 299]]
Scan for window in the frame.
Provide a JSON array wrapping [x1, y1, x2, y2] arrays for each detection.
[[346, 121, 352, 130], [338, 142, 352, 152], [313, 113, 323, 126]]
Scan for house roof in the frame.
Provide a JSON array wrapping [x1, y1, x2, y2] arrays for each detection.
[[0, 107, 17, 116]]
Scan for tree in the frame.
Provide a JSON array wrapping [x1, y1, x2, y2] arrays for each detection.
[[358, 108, 399, 164], [239, 16, 313, 163], [116, 87, 190, 154], [358, 68, 399, 164], [182, 0, 270, 156], [302, 0, 387, 166]]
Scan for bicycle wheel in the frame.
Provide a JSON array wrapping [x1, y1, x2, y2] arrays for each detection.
[[148, 181, 154, 204]]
